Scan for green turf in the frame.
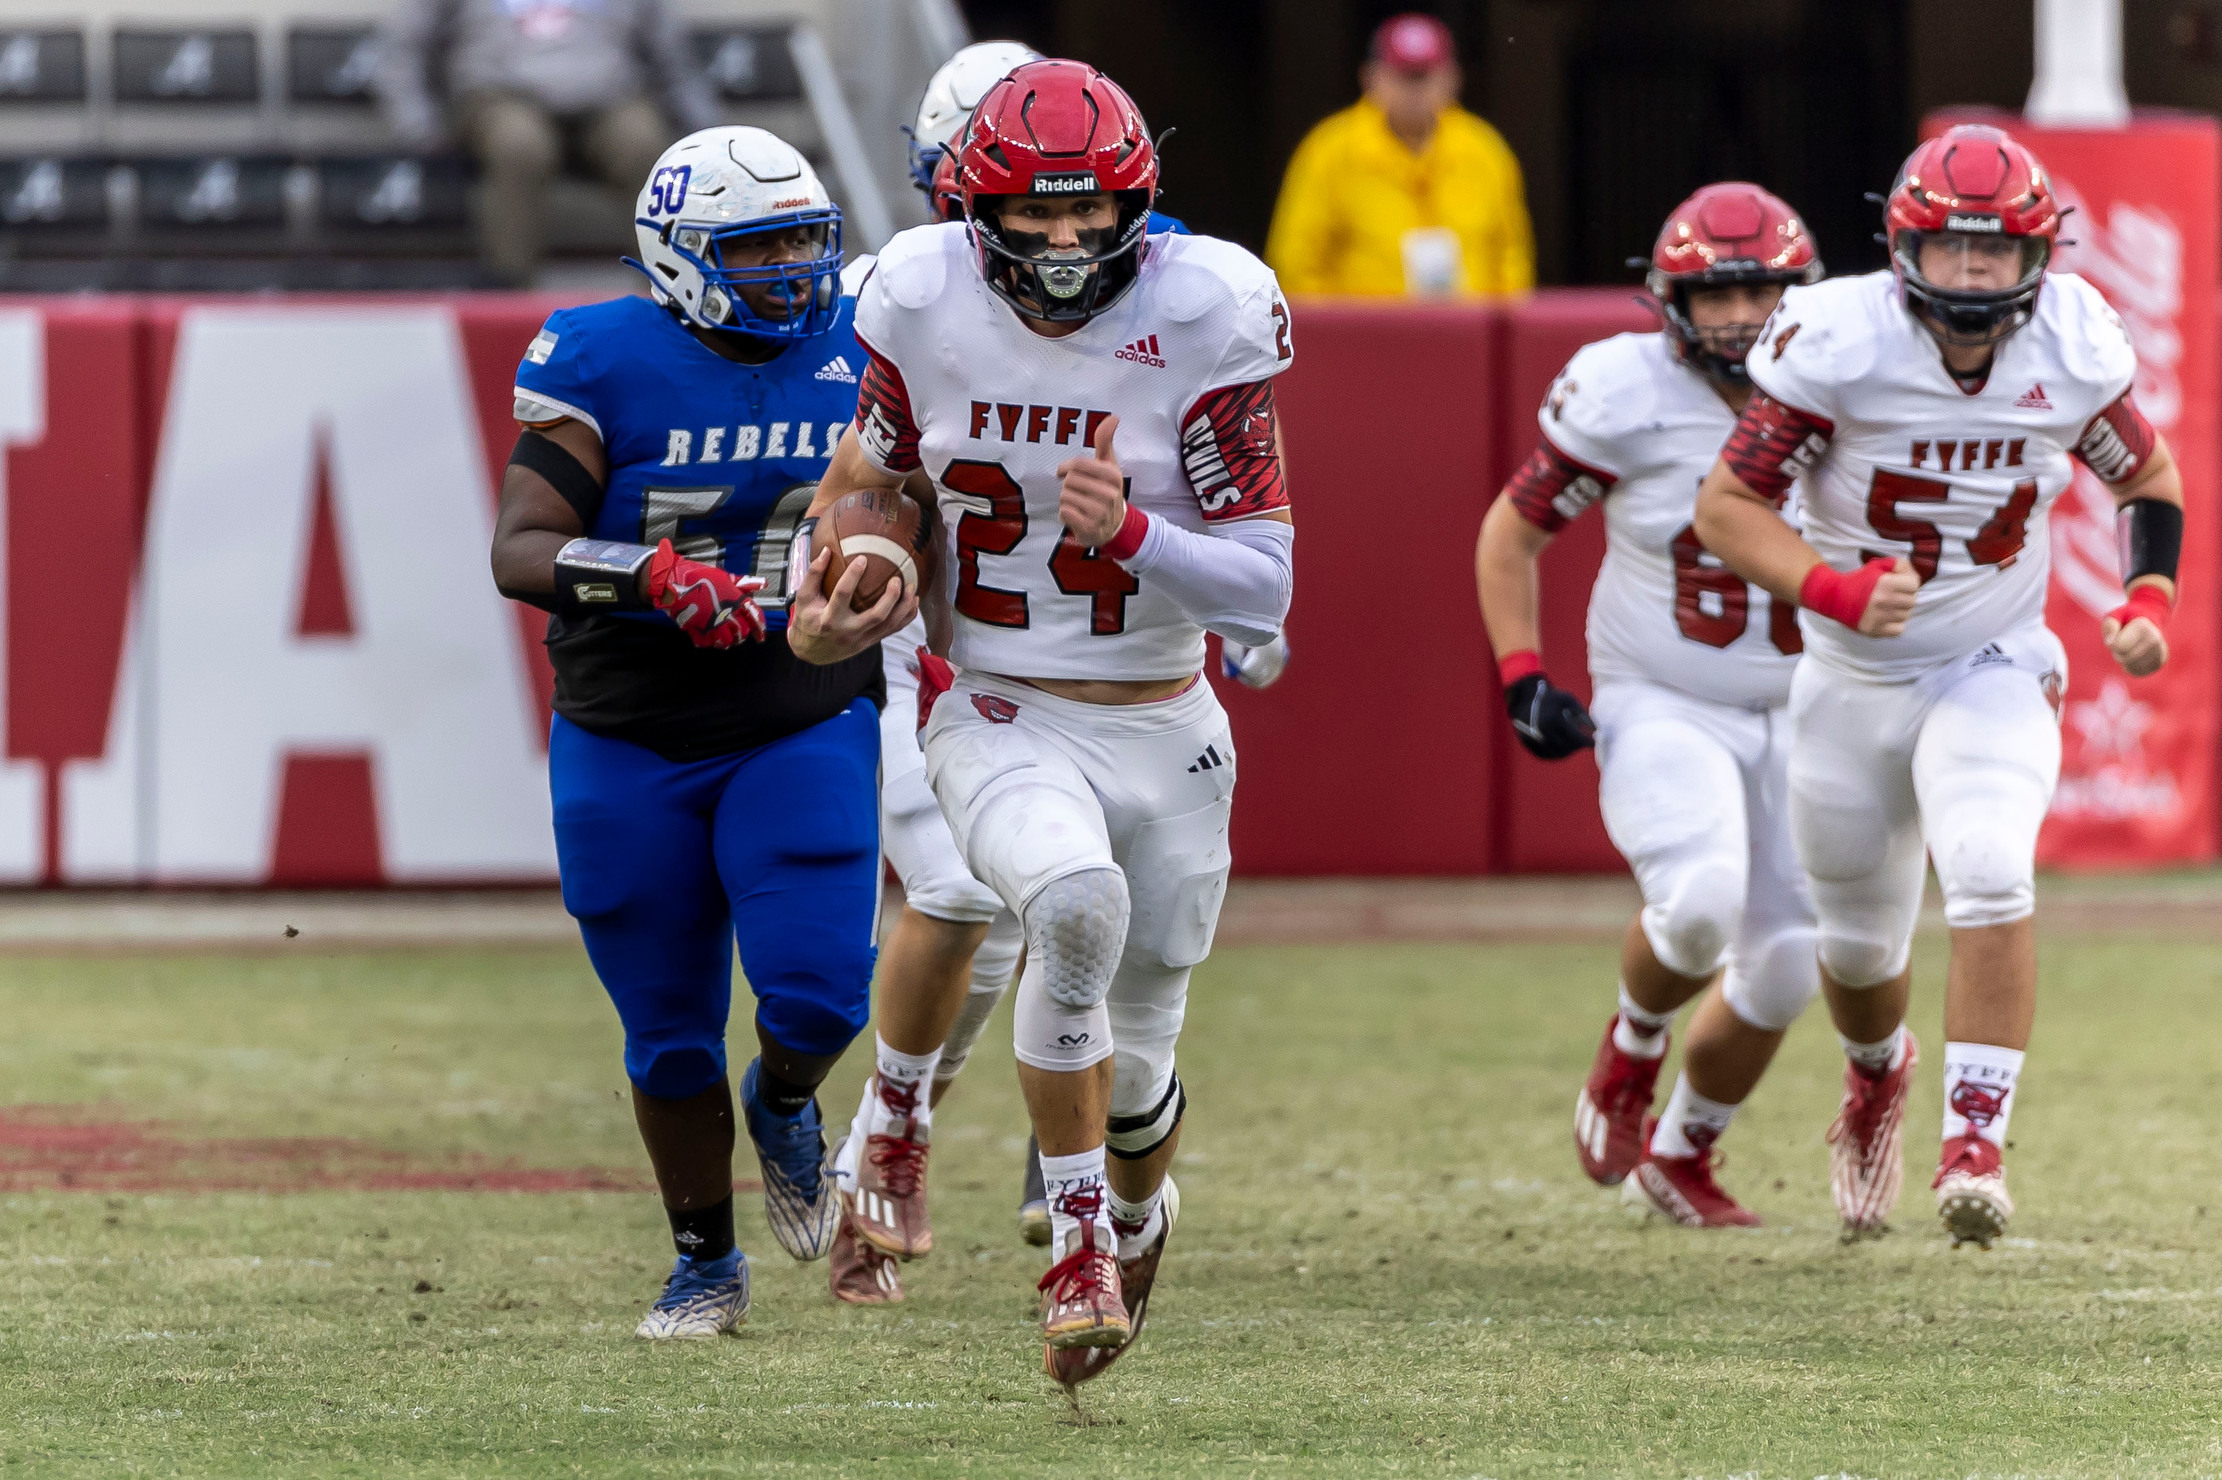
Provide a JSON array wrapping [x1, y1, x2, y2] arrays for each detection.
[[3, 934, 2220, 1478]]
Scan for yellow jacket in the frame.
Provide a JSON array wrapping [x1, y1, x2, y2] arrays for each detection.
[[1266, 98, 1534, 297]]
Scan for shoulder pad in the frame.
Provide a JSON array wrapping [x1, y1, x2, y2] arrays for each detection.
[[2040, 272, 2138, 392], [868, 223, 958, 311], [1150, 235, 1277, 326], [840, 254, 877, 298]]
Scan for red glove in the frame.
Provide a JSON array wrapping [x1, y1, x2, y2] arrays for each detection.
[[915, 646, 955, 731], [2107, 582, 2173, 635], [1799, 557, 1897, 630], [645, 539, 766, 649]]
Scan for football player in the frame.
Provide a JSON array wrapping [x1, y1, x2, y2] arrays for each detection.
[[1694, 125, 2182, 1245], [1477, 184, 1825, 1225], [807, 59, 1296, 1384], [491, 126, 918, 1338]]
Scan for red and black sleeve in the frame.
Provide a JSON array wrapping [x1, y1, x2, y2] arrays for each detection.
[[1720, 392, 1835, 508], [1181, 380, 1291, 523], [854, 340, 923, 474], [2074, 390, 2158, 484], [1504, 437, 1615, 533]]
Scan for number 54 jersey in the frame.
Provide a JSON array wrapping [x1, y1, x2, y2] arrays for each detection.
[[1509, 331, 1802, 711], [1737, 269, 2151, 682], [852, 221, 1294, 680]]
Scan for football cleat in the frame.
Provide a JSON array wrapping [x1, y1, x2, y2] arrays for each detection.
[[1934, 1135, 2014, 1249], [1019, 1132, 1051, 1247], [1631, 1120, 1760, 1228], [1825, 1031, 1919, 1237], [843, 1074, 933, 1260], [740, 1058, 840, 1262], [829, 1210, 905, 1304], [1037, 1218, 1129, 1361], [1049, 1177, 1180, 1388], [634, 1250, 750, 1340], [1574, 1017, 1666, 1185]]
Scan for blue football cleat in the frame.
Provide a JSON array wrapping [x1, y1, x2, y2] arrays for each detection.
[[741, 1058, 840, 1261], [634, 1249, 750, 1340]]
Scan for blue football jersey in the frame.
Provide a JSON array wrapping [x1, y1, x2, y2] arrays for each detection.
[[515, 293, 866, 632]]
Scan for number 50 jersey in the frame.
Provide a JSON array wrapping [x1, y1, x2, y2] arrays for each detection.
[[1736, 269, 2151, 682], [852, 222, 1294, 681]]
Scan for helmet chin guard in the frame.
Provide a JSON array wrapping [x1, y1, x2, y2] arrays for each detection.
[[626, 126, 845, 343]]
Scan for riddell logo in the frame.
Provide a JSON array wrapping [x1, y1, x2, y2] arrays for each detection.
[[1031, 171, 1099, 195], [1117, 334, 1166, 368]]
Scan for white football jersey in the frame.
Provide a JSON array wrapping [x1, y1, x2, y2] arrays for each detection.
[[1522, 332, 1801, 711], [1744, 269, 2137, 682], [852, 222, 1293, 681]]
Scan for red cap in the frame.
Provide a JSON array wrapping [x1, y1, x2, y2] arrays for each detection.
[[1371, 13, 1455, 74]]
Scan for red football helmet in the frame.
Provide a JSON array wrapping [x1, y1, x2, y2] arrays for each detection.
[[1645, 182, 1821, 383], [1886, 124, 2060, 347], [957, 58, 1158, 323], [929, 147, 963, 224]]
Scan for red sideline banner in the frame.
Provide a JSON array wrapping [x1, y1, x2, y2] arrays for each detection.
[[1930, 111, 2222, 867]]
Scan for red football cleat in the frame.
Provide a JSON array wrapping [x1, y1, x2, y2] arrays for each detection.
[[842, 1075, 933, 1260], [1933, 1134, 2013, 1248], [1046, 1178, 1180, 1389], [1825, 1031, 1919, 1236], [828, 1210, 903, 1304], [1038, 1218, 1129, 1363], [1632, 1119, 1761, 1228], [1574, 1017, 1666, 1185]]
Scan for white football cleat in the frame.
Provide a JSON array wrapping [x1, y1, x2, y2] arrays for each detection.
[[634, 1251, 750, 1340]]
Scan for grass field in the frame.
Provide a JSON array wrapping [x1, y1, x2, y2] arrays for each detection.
[[3, 925, 2220, 1478]]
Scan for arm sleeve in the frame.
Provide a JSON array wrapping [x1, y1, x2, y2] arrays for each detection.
[[1264, 123, 1340, 295], [1504, 437, 1616, 533], [1720, 392, 1834, 508], [2074, 391, 2160, 485], [511, 312, 603, 436], [1118, 515, 1293, 648], [854, 340, 924, 476], [642, 0, 720, 135], [1182, 379, 1290, 523], [374, 0, 445, 146]]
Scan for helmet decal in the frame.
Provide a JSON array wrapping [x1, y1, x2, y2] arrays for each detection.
[[1885, 124, 2059, 348], [1643, 182, 1822, 384]]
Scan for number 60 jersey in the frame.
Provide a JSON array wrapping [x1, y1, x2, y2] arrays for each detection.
[[1735, 268, 2152, 682], [852, 221, 1294, 680]]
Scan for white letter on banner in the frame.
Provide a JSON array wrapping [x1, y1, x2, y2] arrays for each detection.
[[62, 307, 554, 881], [0, 312, 49, 879]]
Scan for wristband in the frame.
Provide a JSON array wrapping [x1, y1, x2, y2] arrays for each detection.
[[554, 537, 654, 613], [1103, 502, 1151, 561], [2108, 582, 2173, 633], [1798, 557, 1895, 630], [1497, 649, 1544, 688]]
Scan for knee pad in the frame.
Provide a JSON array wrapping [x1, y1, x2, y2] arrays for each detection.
[[1639, 856, 1744, 980], [1722, 926, 1821, 1032], [1106, 1072, 1185, 1161], [1932, 820, 2038, 928], [1012, 957, 1113, 1073], [1024, 867, 1129, 1011], [1817, 926, 1911, 991], [628, 1043, 725, 1101]]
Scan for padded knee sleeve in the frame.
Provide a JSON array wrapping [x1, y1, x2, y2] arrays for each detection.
[[1025, 867, 1129, 1011], [935, 914, 1020, 1082], [1639, 856, 1745, 980], [1012, 956, 1113, 1074], [1722, 926, 1821, 1032]]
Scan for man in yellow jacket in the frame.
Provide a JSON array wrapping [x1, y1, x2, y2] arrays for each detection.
[[1267, 13, 1534, 298]]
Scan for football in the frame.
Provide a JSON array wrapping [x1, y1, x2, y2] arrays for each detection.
[[818, 487, 933, 611]]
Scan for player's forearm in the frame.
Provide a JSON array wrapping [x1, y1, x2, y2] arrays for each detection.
[[1693, 463, 1821, 608], [2113, 437, 2184, 602], [1476, 495, 1551, 659], [1107, 509, 1293, 647], [811, 427, 908, 518]]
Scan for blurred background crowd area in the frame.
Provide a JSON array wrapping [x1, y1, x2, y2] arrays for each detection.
[[11, 0, 2222, 294]]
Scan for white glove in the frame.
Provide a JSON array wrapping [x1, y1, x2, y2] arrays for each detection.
[[1220, 632, 1290, 689]]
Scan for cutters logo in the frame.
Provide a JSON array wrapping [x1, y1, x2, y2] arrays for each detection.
[[1949, 1081, 2010, 1128], [1946, 213, 2004, 233], [1116, 334, 1166, 368], [971, 693, 1020, 724], [1030, 171, 1099, 195]]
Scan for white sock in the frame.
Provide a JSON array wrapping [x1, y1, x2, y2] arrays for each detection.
[[1614, 984, 1672, 1059], [1039, 1146, 1108, 1256], [1942, 1041, 2024, 1149], [871, 1036, 938, 1133], [1106, 1182, 1164, 1260], [1648, 1074, 1739, 1159], [1841, 1025, 1907, 1075]]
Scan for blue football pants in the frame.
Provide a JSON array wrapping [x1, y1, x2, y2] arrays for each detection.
[[549, 700, 881, 1100]]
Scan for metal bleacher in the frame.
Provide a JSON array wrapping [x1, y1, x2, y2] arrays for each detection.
[[0, 0, 956, 291]]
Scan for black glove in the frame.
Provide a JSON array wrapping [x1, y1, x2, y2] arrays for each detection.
[[1505, 672, 1596, 760]]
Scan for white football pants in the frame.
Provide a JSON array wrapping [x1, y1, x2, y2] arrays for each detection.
[[1591, 679, 1818, 1031], [1788, 624, 2065, 989], [922, 669, 1234, 1120]]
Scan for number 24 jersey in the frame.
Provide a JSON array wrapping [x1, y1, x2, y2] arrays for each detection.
[[852, 222, 1294, 681]]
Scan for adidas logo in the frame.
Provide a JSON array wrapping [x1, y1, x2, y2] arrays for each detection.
[[1116, 334, 1166, 368], [2014, 382, 2051, 410], [815, 355, 858, 383], [1186, 744, 1228, 773], [1971, 642, 2011, 667]]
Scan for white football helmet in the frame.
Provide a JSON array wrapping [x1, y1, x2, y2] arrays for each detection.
[[628, 126, 844, 341], [906, 39, 1041, 191]]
